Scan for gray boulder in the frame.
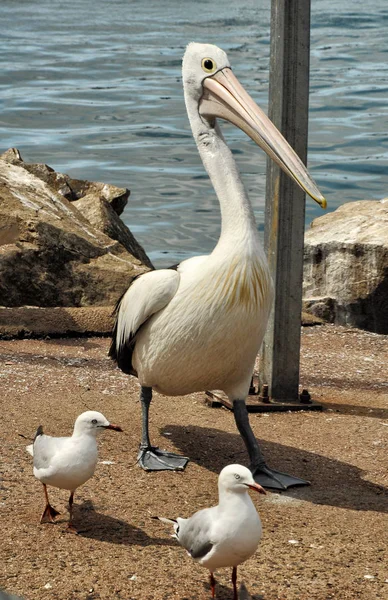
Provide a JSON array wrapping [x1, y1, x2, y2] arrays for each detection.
[[0, 155, 152, 309], [0, 148, 129, 214], [303, 199, 388, 334]]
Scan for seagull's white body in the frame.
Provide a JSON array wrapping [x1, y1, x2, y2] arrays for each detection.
[[27, 430, 99, 491], [177, 480, 262, 571], [27, 411, 122, 530], [157, 464, 265, 597]]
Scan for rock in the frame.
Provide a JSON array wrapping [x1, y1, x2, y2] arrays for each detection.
[[72, 194, 150, 265], [0, 147, 23, 164], [67, 179, 129, 216], [0, 158, 151, 309], [303, 199, 388, 334], [0, 306, 114, 337], [0, 148, 129, 214]]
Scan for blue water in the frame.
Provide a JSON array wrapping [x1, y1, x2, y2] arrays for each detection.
[[1, 0, 387, 266]]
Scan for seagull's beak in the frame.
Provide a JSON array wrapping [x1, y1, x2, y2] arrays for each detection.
[[199, 68, 326, 209], [104, 423, 123, 432], [247, 482, 267, 495]]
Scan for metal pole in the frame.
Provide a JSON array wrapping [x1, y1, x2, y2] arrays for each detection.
[[259, 0, 311, 402]]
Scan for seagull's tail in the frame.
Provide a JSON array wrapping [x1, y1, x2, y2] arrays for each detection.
[[152, 515, 179, 537], [34, 425, 44, 441], [26, 425, 44, 456], [26, 444, 34, 456], [152, 516, 177, 525]]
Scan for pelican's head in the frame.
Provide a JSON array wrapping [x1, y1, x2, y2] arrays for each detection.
[[182, 42, 230, 102], [73, 411, 123, 437], [218, 464, 266, 495], [182, 42, 326, 208]]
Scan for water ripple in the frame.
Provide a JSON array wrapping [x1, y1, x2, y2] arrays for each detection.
[[0, 0, 387, 266]]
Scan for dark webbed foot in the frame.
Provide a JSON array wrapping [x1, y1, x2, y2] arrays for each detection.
[[232, 399, 310, 491], [137, 446, 189, 471], [251, 463, 310, 490], [40, 503, 60, 524]]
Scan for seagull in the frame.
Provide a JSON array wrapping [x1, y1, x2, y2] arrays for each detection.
[[154, 464, 266, 599], [109, 42, 326, 489], [27, 410, 122, 532]]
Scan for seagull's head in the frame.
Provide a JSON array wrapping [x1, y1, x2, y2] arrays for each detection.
[[73, 411, 123, 437], [218, 464, 266, 495]]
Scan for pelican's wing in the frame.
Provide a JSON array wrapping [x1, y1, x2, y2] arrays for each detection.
[[109, 269, 180, 374]]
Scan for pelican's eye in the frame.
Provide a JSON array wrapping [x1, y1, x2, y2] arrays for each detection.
[[201, 58, 217, 74], [234, 473, 241, 480], [91, 419, 98, 425]]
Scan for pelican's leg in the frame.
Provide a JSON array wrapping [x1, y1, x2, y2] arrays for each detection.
[[233, 399, 309, 490], [40, 483, 60, 524], [137, 386, 189, 471]]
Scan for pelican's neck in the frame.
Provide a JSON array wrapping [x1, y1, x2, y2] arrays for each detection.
[[185, 96, 260, 254]]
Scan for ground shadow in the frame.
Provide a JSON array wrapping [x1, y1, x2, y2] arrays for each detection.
[[45, 337, 106, 351], [213, 581, 264, 600], [161, 425, 387, 513], [180, 580, 263, 600], [304, 373, 387, 394], [320, 401, 388, 420], [75, 500, 176, 547]]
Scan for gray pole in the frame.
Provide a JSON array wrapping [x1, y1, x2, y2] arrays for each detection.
[[259, 0, 311, 402]]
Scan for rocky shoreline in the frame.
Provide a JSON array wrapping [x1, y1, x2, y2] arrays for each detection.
[[0, 148, 387, 336]]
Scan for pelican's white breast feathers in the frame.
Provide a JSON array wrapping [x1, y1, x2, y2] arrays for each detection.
[[116, 269, 180, 350]]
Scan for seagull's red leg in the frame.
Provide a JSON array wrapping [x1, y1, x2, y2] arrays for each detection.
[[232, 567, 238, 600], [66, 491, 78, 534], [210, 572, 216, 598], [40, 484, 60, 524]]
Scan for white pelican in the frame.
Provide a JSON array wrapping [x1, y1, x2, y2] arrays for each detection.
[[155, 464, 265, 600], [27, 411, 122, 532], [109, 43, 325, 490]]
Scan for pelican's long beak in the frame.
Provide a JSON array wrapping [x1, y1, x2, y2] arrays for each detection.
[[199, 68, 326, 208]]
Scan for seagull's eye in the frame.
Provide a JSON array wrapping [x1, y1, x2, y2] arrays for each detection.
[[91, 419, 98, 425], [234, 473, 241, 480], [201, 58, 217, 74]]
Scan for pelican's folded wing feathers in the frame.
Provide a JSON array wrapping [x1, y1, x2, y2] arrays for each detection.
[[109, 269, 180, 374]]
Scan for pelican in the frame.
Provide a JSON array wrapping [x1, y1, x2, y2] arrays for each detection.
[[109, 42, 325, 489]]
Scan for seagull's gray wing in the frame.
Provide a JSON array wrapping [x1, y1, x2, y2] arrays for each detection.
[[32, 435, 68, 470], [177, 507, 217, 560]]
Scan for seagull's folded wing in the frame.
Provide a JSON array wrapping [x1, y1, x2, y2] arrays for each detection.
[[32, 435, 68, 470], [177, 508, 216, 561]]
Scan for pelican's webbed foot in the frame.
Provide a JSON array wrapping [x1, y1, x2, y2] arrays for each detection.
[[232, 398, 310, 491], [137, 446, 189, 471], [251, 463, 309, 491]]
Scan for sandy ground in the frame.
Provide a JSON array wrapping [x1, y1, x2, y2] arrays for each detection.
[[0, 324, 387, 600]]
